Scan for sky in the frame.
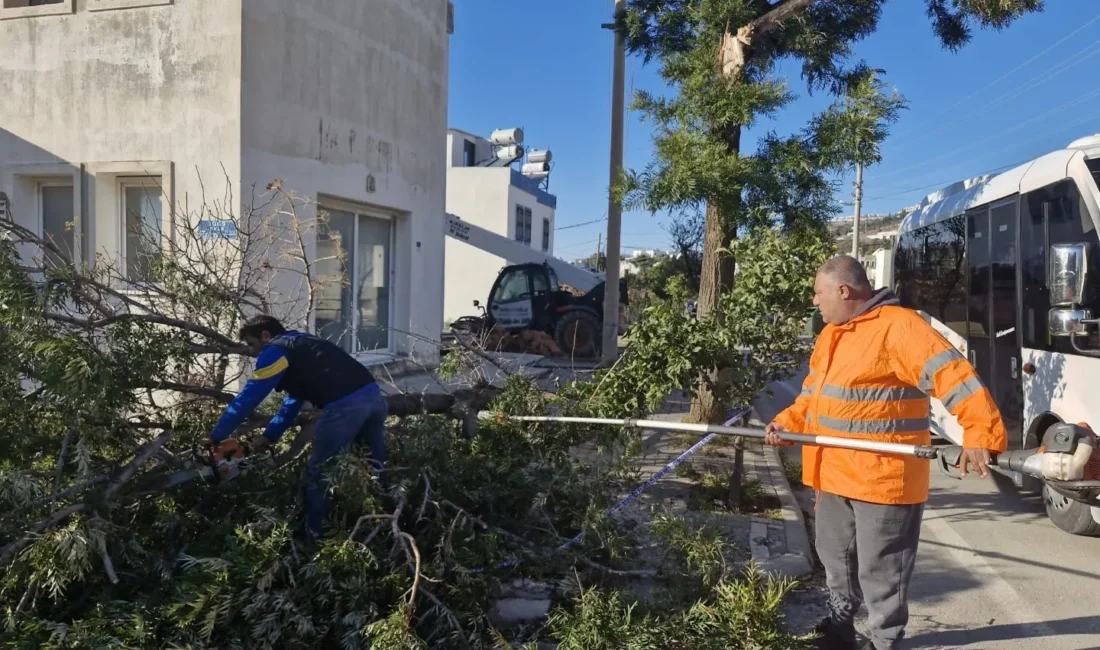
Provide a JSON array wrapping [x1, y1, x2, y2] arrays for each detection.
[[447, 1, 1100, 260]]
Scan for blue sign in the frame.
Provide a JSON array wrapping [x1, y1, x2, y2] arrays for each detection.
[[198, 219, 238, 240]]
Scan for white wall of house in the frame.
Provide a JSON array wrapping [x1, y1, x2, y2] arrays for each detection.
[[0, 0, 452, 369], [443, 129, 556, 326], [444, 166, 511, 323], [240, 0, 451, 366], [0, 0, 243, 273]]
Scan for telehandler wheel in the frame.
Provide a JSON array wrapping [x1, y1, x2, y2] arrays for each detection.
[[555, 310, 601, 359]]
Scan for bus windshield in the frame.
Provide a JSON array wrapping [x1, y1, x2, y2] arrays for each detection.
[[1088, 157, 1100, 193]]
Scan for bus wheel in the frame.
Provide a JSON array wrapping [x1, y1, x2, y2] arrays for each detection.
[[1043, 485, 1100, 537]]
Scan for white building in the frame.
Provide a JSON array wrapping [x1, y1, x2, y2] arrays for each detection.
[[443, 127, 556, 324], [0, 0, 453, 366], [862, 248, 895, 290]]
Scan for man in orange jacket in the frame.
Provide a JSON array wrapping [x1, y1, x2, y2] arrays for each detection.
[[765, 256, 1007, 650]]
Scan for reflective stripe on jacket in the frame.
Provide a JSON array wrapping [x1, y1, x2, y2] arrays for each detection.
[[774, 288, 1008, 505]]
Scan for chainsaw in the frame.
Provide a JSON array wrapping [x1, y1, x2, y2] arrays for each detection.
[[485, 413, 1100, 507], [135, 439, 258, 495]]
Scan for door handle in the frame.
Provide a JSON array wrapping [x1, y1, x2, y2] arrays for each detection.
[[1011, 356, 1018, 379]]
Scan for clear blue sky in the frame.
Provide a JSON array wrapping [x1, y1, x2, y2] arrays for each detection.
[[448, 1, 1100, 259]]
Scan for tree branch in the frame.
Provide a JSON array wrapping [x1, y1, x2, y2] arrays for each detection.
[[104, 429, 174, 500]]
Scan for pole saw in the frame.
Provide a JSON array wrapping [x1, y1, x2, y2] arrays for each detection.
[[485, 413, 1100, 507]]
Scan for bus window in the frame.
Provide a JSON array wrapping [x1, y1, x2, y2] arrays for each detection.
[[1022, 179, 1100, 352], [895, 215, 967, 339]]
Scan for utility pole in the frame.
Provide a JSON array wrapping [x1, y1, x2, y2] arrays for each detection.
[[851, 161, 863, 259], [596, 232, 603, 271], [601, 0, 626, 364]]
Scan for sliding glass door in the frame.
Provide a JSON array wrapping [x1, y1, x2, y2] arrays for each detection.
[[315, 205, 393, 353]]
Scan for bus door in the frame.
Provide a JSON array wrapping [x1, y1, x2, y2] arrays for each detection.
[[967, 200, 1025, 447]]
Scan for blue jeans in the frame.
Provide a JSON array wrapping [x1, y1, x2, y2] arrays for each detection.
[[304, 384, 388, 538]]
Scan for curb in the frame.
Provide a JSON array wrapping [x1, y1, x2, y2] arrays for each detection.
[[756, 444, 814, 580]]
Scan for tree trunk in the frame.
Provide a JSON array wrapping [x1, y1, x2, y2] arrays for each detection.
[[688, 128, 741, 424]]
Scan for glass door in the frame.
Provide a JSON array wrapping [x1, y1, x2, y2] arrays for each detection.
[[315, 205, 394, 353]]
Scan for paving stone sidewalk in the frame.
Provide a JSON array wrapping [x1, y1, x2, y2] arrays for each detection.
[[622, 402, 814, 581]]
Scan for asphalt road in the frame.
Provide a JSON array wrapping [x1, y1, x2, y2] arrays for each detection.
[[901, 469, 1100, 649]]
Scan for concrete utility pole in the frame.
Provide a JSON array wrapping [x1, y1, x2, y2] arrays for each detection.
[[601, 0, 626, 364], [851, 161, 863, 259]]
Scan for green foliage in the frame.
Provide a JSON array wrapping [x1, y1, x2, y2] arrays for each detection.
[[545, 566, 805, 650], [575, 227, 831, 418], [0, 190, 824, 649], [812, 71, 907, 170]]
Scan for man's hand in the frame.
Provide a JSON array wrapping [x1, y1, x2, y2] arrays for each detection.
[[959, 447, 992, 478], [764, 422, 794, 447]]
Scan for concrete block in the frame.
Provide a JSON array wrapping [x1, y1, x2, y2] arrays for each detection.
[[490, 579, 554, 625], [754, 553, 814, 580]]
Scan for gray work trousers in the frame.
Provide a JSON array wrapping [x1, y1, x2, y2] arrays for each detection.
[[816, 492, 925, 650]]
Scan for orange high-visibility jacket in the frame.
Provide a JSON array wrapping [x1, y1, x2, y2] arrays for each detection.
[[775, 289, 1008, 505]]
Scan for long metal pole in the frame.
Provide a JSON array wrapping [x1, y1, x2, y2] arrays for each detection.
[[601, 0, 626, 364], [851, 161, 863, 259], [485, 413, 938, 459]]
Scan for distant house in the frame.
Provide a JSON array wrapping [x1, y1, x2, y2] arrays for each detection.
[[444, 127, 557, 324]]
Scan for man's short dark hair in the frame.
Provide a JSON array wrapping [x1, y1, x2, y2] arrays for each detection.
[[239, 314, 286, 340]]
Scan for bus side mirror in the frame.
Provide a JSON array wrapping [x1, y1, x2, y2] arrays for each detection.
[[1048, 308, 1092, 337], [1049, 243, 1087, 306]]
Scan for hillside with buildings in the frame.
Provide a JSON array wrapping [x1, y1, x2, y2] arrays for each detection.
[[829, 210, 909, 258]]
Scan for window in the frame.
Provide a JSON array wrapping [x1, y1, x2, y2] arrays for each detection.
[[1021, 179, 1100, 352], [531, 269, 549, 294], [514, 205, 532, 244], [541, 217, 550, 252], [4, 0, 64, 7], [315, 206, 394, 353], [462, 139, 477, 167], [120, 179, 164, 282], [895, 214, 968, 338], [0, 0, 70, 18], [495, 269, 530, 302], [39, 183, 74, 266]]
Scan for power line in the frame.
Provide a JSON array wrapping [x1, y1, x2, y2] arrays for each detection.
[[898, 38, 1100, 146], [865, 111, 1100, 207], [863, 160, 1025, 203], [872, 86, 1100, 182], [892, 12, 1100, 142], [556, 215, 607, 231]]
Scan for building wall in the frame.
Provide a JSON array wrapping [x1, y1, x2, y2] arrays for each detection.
[[443, 166, 511, 324], [508, 184, 554, 253], [240, 0, 451, 365], [0, 0, 243, 268]]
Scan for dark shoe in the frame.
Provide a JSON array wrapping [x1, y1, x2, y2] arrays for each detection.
[[810, 617, 858, 650]]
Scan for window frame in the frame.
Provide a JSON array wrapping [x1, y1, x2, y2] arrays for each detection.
[[87, 0, 172, 11], [541, 217, 551, 252], [0, 0, 72, 20], [314, 199, 398, 355], [514, 205, 533, 245], [118, 176, 167, 284]]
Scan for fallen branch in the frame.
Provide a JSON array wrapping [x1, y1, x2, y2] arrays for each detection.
[[105, 429, 174, 500], [0, 503, 89, 566]]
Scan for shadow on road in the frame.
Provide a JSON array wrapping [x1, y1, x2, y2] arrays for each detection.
[[907, 614, 1100, 649], [924, 479, 1048, 526], [917, 537, 1100, 582], [906, 562, 985, 607]]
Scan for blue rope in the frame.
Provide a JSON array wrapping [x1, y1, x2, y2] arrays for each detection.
[[467, 405, 752, 574]]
